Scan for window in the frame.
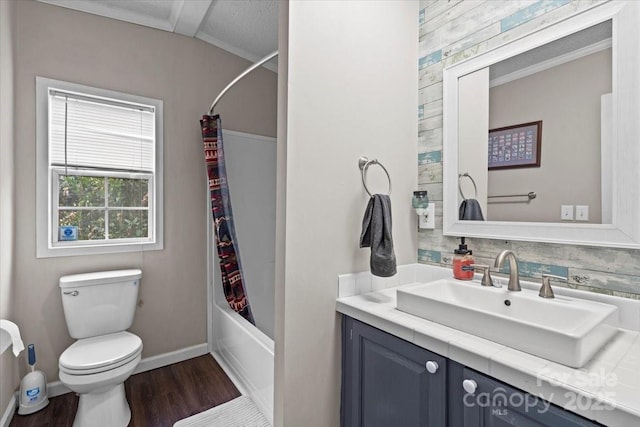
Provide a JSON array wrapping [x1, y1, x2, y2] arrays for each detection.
[[36, 77, 163, 257]]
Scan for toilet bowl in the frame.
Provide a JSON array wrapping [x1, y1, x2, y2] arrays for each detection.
[[58, 270, 143, 427], [59, 332, 142, 426]]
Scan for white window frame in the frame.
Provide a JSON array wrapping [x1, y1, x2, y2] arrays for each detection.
[[36, 77, 164, 257]]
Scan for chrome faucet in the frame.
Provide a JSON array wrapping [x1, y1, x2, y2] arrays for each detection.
[[494, 250, 521, 291]]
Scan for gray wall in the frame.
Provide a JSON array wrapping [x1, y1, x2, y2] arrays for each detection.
[[1, 0, 18, 415], [11, 0, 277, 385], [275, 1, 419, 425], [418, 0, 639, 298]]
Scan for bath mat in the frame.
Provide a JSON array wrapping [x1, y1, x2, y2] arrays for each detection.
[[173, 396, 270, 427]]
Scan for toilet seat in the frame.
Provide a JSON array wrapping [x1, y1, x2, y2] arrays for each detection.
[[59, 331, 142, 375]]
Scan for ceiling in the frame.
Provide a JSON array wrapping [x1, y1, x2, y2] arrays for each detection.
[[37, 0, 279, 72]]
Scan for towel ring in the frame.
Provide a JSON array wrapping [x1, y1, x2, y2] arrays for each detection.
[[458, 173, 478, 200], [359, 156, 391, 197]]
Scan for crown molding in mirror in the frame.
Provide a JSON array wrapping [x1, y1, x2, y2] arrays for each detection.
[[443, 1, 640, 249]]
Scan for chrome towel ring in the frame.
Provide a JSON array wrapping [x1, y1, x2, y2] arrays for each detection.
[[458, 172, 478, 200], [359, 156, 391, 197]]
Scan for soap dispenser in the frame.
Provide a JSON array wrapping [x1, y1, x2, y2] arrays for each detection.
[[453, 237, 474, 280]]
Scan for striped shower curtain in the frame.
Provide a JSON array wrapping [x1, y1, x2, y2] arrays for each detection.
[[200, 115, 254, 324]]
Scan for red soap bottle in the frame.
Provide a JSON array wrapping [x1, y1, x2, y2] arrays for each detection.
[[453, 238, 474, 280]]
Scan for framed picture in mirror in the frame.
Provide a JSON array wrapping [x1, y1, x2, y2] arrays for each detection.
[[488, 120, 542, 170]]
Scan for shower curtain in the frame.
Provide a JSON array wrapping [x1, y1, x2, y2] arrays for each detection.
[[200, 115, 254, 324]]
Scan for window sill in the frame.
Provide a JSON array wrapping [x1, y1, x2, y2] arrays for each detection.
[[36, 240, 163, 258]]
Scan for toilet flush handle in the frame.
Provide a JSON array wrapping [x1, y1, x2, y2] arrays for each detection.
[[63, 290, 79, 296]]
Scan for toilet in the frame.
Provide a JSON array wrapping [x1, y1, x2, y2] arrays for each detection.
[[58, 269, 143, 427]]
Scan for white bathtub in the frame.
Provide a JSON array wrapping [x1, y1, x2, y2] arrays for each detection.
[[209, 302, 274, 425]]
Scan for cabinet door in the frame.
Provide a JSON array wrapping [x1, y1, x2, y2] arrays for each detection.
[[449, 361, 601, 427], [341, 317, 447, 427]]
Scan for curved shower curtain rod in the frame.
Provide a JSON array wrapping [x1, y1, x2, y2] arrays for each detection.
[[208, 50, 279, 115]]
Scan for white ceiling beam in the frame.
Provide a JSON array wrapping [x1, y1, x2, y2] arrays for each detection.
[[172, 0, 215, 37]]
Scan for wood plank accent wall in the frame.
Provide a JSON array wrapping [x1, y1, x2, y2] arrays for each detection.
[[417, 0, 640, 299]]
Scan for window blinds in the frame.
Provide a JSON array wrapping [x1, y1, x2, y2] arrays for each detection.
[[49, 90, 155, 172]]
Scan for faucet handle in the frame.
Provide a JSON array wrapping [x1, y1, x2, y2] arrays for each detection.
[[539, 274, 568, 299], [471, 264, 494, 287]]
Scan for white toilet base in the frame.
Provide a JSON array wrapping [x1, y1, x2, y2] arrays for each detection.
[[73, 383, 130, 427]]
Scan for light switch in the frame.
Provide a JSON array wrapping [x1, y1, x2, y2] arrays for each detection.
[[561, 205, 574, 221], [576, 205, 589, 221]]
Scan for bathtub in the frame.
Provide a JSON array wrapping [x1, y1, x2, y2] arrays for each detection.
[[208, 301, 274, 425]]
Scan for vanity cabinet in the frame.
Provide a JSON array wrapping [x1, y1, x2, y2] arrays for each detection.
[[341, 316, 600, 427], [341, 317, 447, 427], [448, 361, 600, 427]]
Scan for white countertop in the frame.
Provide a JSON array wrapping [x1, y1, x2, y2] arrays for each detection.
[[336, 269, 640, 427]]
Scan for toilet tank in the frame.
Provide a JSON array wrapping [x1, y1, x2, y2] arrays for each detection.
[[59, 269, 142, 339]]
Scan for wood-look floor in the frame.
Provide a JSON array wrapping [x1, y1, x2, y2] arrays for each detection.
[[10, 354, 241, 427]]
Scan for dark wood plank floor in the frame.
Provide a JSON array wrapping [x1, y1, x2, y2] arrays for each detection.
[[10, 354, 241, 427]]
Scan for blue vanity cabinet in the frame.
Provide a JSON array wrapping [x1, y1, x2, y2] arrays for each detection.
[[341, 317, 447, 427], [341, 316, 602, 427], [448, 361, 601, 426]]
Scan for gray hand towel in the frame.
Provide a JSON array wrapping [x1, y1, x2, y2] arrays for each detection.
[[459, 198, 485, 221], [360, 194, 397, 277]]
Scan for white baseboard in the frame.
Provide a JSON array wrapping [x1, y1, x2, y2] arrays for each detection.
[[134, 343, 208, 375], [48, 380, 71, 397], [0, 394, 16, 427], [9, 342, 210, 413]]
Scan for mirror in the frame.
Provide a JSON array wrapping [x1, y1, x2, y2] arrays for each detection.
[[458, 21, 612, 224], [443, 1, 640, 248]]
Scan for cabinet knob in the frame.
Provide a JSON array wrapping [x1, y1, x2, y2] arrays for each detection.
[[425, 361, 439, 374], [462, 379, 478, 394]]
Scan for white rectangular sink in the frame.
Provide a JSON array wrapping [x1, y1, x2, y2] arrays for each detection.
[[396, 279, 619, 368]]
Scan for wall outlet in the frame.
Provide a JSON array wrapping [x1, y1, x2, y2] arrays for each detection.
[[561, 205, 574, 221], [576, 205, 589, 221], [418, 203, 436, 229]]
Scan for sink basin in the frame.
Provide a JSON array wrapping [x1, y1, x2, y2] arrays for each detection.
[[396, 279, 619, 367]]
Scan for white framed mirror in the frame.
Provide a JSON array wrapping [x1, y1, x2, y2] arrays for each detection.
[[443, 1, 640, 249]]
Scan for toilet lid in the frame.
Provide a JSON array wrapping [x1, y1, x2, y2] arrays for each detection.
[[59, 331, 142, 372]]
